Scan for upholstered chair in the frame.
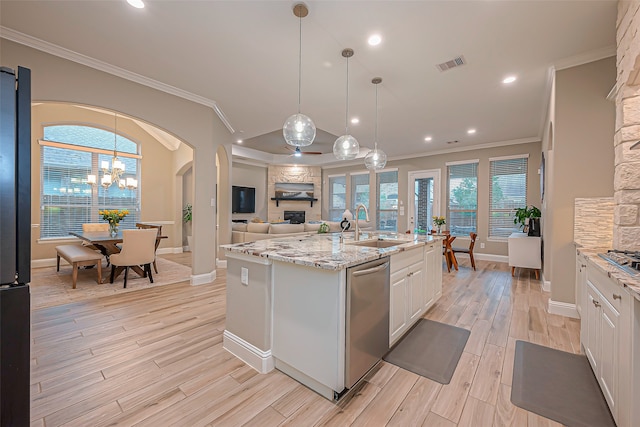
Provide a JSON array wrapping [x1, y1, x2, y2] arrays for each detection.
[[109, 229, 158, 288], [135, 223, 162, 273]]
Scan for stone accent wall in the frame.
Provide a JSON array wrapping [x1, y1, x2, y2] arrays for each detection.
[[574, 197, 615, 248], [267, 165, 322, 222], [614, 1, 640, 250]]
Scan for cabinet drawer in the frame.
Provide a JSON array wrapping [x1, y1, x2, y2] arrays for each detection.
[[587, 262, 626, 312]]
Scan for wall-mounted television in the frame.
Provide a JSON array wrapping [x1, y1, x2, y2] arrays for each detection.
[[232, 186, 256, 213]]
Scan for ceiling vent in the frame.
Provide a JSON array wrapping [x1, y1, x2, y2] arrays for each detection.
[[436, 56, 466, 72], [446, 140, 460, 145]]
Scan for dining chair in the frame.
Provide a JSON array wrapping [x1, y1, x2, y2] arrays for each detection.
[[135, 223, 162, 273], [443, 235, 458, 272], [109, 229, 158, 288], [451, 232, 478, 270]]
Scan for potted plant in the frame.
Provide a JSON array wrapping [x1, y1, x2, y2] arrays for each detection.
[[513, 205, 541, 233], [183, 203, 193, 251]]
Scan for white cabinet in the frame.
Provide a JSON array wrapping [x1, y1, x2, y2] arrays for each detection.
[[576, 251, 587, 318], [581, 262, 633, 425], [508, 232, 541, 279], [389, 242, 442, 346]]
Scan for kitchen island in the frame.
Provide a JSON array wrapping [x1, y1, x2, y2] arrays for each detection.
[[221, 231, 443, 400]]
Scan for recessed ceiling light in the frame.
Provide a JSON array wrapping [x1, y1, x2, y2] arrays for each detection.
[[236, 139, 243, 144], [467, 129, 476, 134], [351, 118, 360, 124], [127, 0, 145, 9], [502, 75, 517, 84], [368, 34, 382, 46], [424, 136, 432, 142]]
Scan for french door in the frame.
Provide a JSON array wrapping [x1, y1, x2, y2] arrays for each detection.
[[408, 170, 440, 235]]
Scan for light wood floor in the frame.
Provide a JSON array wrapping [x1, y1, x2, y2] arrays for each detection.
[[30, 254, 578, 426]]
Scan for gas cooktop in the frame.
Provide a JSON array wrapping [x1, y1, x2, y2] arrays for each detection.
[[598, 250, 640, 277]]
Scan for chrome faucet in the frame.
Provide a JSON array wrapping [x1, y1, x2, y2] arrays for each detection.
[[354, 204, 370, 241]]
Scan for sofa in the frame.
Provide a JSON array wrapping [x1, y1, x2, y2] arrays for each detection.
[[231, 220, 373, 243]]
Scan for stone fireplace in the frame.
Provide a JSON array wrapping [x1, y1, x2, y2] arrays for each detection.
[[267, 165, 321, 223], [613, 2, 640, 251]]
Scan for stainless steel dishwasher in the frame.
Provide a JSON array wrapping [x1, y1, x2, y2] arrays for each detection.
[[345, 257, 390, 389]]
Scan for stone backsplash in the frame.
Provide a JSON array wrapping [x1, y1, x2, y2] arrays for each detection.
[[574, 197, 614, 248]]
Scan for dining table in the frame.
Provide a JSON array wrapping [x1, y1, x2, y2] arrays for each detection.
[[70, 230, 167, 282]]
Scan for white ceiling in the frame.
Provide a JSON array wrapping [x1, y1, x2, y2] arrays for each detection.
[[0, 1, 617, 165]]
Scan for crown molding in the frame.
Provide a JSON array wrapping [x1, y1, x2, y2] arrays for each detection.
[[0, 26, 235, 134], [553, 44, 616, 71]]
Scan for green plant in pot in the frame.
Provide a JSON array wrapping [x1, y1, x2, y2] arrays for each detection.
[[513, 205, 541, 230], [183, 203, 193, 251]]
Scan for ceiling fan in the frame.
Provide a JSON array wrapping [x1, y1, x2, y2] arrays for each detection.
[[288, 146, 323, 157]]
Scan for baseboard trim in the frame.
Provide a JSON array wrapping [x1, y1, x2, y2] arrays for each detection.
[[32, 257, 61, 269], [474, 253, 509, 263], [542, 279, 551, 293], [157, 247, 183, 255], [223, 330, 273, 374], [548, 299, 579, 319], [191, 270, 215, 286], [216, 259, 227, 269]]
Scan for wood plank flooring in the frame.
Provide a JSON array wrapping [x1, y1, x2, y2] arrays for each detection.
[[30, 254, 579, 426]]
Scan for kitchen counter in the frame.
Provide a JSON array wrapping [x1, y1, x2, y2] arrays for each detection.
[[221, 231, 441, 270], [575, 245, 640, 301]]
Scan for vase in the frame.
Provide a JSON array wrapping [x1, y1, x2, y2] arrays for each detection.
[[437, 225, 442, 234], [109, 222, 118, 237]]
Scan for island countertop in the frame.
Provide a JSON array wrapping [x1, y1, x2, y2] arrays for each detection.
[[221, 232, 442, 270]]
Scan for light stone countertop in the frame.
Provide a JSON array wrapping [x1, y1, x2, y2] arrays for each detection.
[[221, 231, 442, 270], [576, 245, 640, 301]]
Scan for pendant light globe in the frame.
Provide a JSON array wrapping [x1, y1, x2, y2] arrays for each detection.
[[333, 48, 359, 160], [284, 3, 316, 148], [333, 134, 359, 160], [365, 77, 386, 170], [364, 147, 387, 170], [283, 113, 316, 147]]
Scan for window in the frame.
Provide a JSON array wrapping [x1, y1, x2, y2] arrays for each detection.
[[377, 170, 398, 231], [40, 125, 141, 239], [489, 155, 528, 238], [328, 175, 346, 221], [447, 161, 478, 236], [350, 172, 370, 219]]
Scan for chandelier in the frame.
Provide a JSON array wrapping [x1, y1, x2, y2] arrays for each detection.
[[87, 113, 138, 190], [283, 3, 316, 147], [364, 77, 387, 170]]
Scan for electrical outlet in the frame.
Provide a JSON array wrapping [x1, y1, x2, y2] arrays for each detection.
[[480, 242, 485, 249], [241, 267, 248, 285]]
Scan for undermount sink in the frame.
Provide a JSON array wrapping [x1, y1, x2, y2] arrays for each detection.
[[347, 239, 400, 249]]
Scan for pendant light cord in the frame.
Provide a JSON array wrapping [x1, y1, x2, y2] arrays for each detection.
[[345, 55, 350, 135], [374, 83, 378, 151], [297, 12, 302, 114], [114, 113, 118, 155]]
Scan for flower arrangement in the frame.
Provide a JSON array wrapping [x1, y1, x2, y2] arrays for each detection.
[[100, 209, 129, 225], [432, 216, 446, 227]]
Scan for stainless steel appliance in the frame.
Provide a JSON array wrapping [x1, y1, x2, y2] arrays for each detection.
[[598, 250, 640, 277], [0, 65, 31, 426], [345, 257, 390, 389]]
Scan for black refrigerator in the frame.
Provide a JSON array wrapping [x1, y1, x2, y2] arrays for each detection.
[[0, 66, 31, 426]]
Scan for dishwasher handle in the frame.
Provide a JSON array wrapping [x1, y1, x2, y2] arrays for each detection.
[[352, 262, 389, 277]]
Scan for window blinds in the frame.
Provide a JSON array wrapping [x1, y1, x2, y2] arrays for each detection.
[[489, 156, 528, 238]]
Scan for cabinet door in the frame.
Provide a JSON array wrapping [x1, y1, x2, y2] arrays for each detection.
[[424, 244, 436, 308], [390, 269, 408, 344], [408, 261, 424, 322], [599, 298, 619, 415], [585, 281, 601, 372]]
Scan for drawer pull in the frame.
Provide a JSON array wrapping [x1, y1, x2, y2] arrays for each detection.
[[581, 264, 587, 268], [593, 300, 601, 308], [613, 294, 622, 301]]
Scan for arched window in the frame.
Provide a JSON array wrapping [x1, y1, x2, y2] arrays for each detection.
[[40, 125, 141, 239]]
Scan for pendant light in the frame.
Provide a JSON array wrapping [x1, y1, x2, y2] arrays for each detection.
[[333, 48, 359, 160], [364, 77, 387, 170], [283, 3, 316, 147]]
